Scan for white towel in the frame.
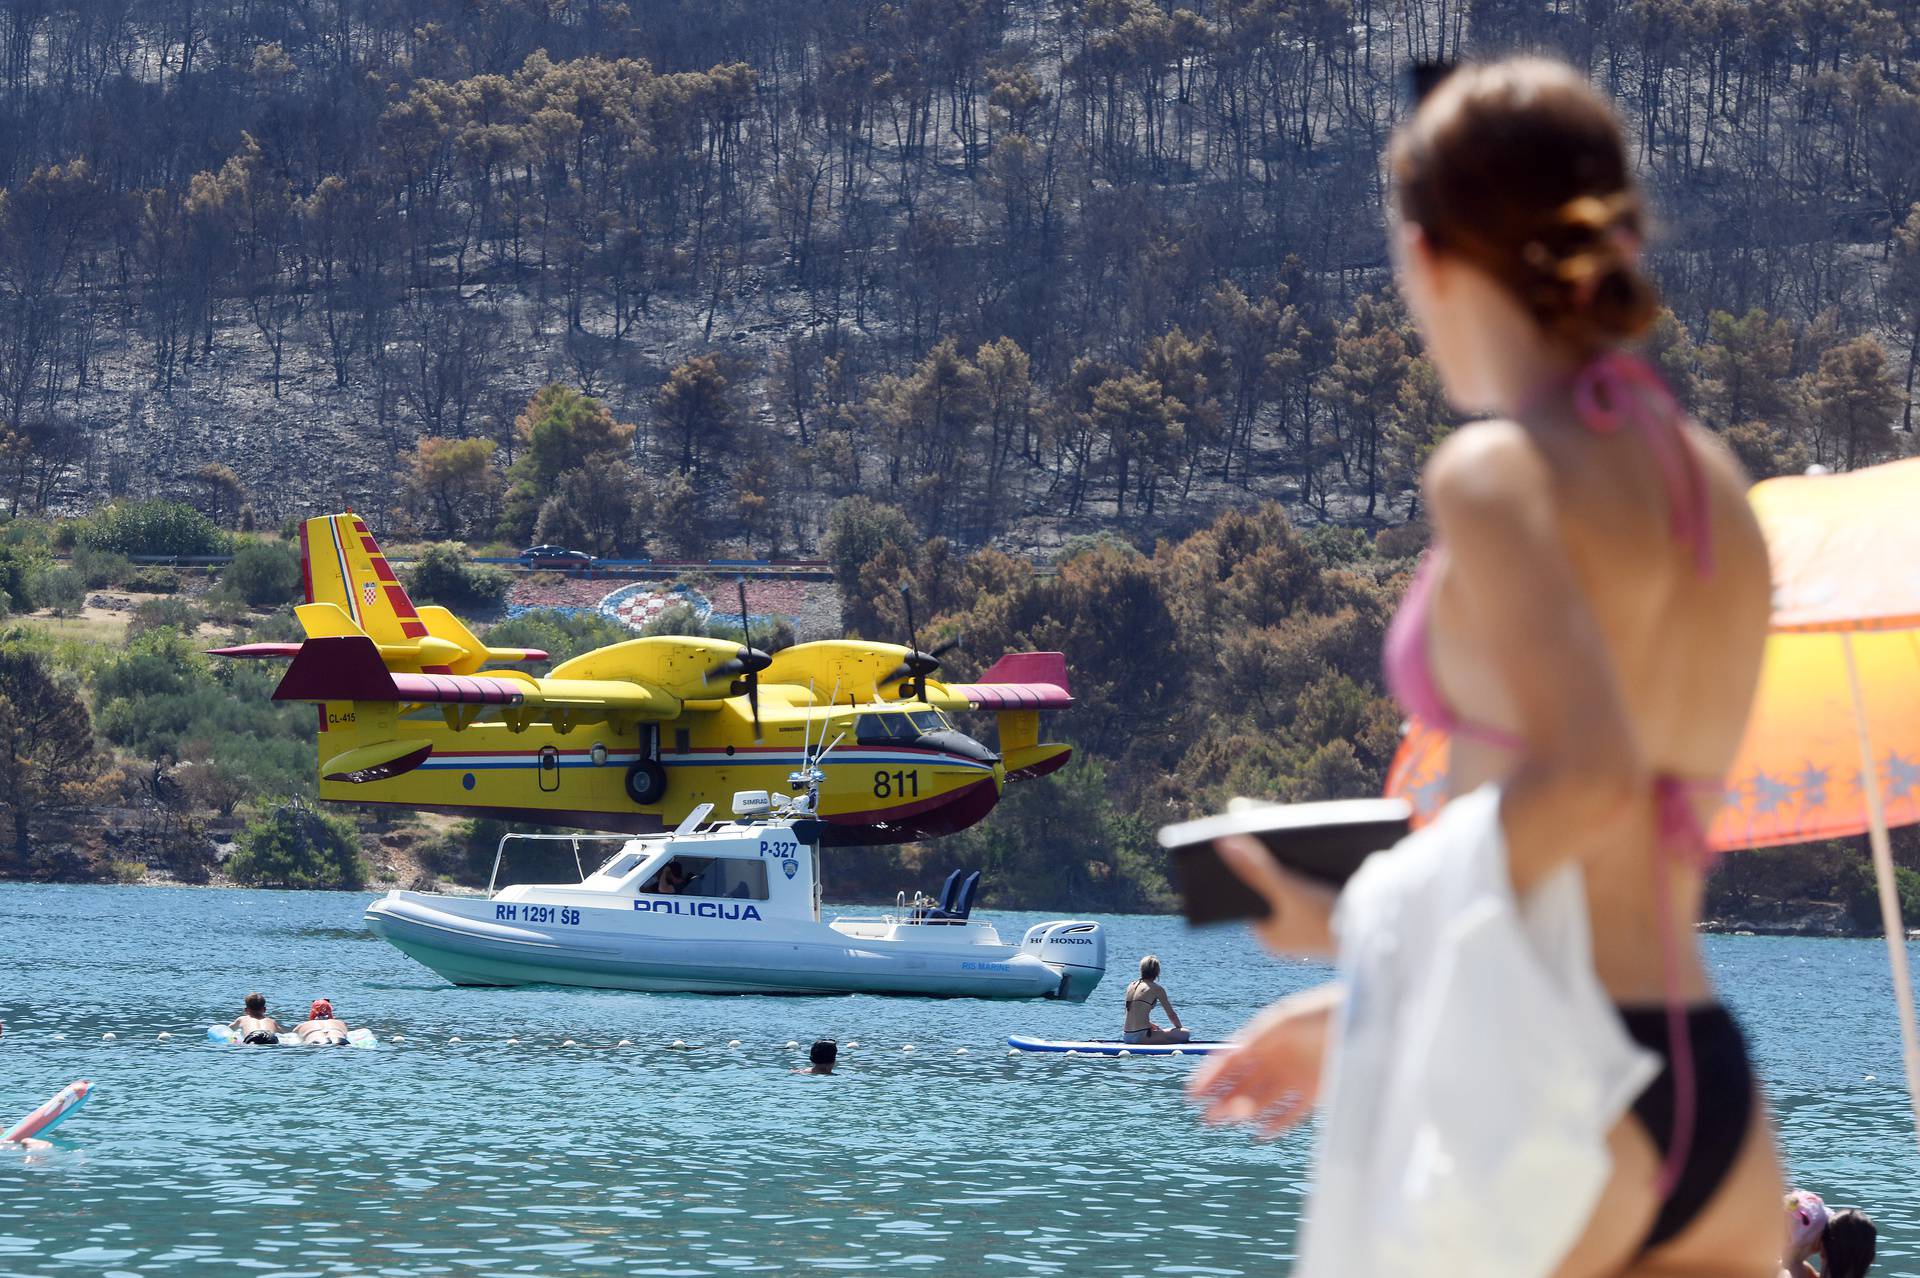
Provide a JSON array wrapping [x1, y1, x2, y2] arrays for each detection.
[[1294, 785, 1659, 1278]]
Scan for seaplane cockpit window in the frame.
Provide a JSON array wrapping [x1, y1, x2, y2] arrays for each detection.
[[855, 713, 919, 744], [907, 710, 949, 734], [641, 856, 770, 901]]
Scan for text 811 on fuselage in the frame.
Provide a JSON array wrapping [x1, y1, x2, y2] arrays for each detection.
[[214, 515, 1074, 845]]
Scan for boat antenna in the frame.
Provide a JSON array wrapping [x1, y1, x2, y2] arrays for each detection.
[[788, 679, 842, 814]]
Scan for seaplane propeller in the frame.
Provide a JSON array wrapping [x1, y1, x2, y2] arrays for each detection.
[[707, 577, 771, 738], [886, 585, 961, 703]]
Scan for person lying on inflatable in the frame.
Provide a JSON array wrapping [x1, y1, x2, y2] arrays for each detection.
[[292, 999, 355, 1046], [228, 993, 285, 1045]]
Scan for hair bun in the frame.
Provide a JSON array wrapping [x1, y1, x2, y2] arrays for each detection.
[[1389, 58, 1662, 352]]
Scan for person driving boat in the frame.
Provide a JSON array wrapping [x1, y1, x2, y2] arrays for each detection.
[[650, 860, 692, 895]]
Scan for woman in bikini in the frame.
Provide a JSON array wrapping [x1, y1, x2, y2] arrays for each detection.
[[1123, 955, 1190, 1045], [1190, 58, 1783, 1276]]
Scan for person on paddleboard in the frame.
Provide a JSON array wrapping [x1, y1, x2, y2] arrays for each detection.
[[228, 993, 284, 1045], [1122, 956, 1189, 1045]]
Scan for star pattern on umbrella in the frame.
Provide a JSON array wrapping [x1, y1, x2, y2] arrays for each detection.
[[1884, 752, 1920, 798], [1410, 771, 1449, 819], [1748, 771, 1798, 816], [1796, 763, 1830, 809]]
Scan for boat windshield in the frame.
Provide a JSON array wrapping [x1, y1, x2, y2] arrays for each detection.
[[640, 855, 771, 901]]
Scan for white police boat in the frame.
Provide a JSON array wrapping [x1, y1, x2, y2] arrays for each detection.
[[363, 769, 1106, 1000]]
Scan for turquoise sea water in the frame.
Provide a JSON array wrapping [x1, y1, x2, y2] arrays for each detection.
[[0, 883, 1914, 1276]]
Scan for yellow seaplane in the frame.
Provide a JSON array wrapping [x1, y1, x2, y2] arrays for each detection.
[[214, 514, 1073, 845]]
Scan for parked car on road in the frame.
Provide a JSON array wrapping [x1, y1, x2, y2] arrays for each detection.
[[519, 545, 595, 569]]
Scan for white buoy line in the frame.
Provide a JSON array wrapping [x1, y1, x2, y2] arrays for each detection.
[[5, 1028, 996, 1053]]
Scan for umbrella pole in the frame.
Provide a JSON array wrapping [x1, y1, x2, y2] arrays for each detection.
[[1842, 632, 1920, 1141]]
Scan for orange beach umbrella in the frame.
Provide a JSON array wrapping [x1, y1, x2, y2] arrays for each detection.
[[1387, 456, 1920, 1137]]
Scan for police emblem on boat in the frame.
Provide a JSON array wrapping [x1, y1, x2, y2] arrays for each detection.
[[783, 859, 799, 880]]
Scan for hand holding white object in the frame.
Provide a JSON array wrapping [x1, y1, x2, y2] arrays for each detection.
[[1187, 982, 1341, 1137]]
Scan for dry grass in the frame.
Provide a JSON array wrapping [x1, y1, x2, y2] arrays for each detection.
[[12, 608, 130, 644]]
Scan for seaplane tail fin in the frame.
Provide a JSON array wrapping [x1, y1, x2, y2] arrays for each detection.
[[299, 514, 428, 650], [942, 652, 1073, 783]]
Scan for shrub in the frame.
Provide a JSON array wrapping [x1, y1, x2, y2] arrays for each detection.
[[0, 542, 47, 612], [127, 597, 199, 638], [1303, 525, 1373, 568], [30, 566, 86, 616], [406, 543, 510, 613], [124, 566, 181, 594], [72, 546, 133, 589], [482, 608, 631, 666], [416, 817, 511, 886], [91, 630, 312, 792], [77, 500, 230, 557], [227, 801, 366, 890], [1842, 856, 1920, 932], [822, 496, 918, 596], [219, 539, 301, 606], [107, 859, 148, 884]]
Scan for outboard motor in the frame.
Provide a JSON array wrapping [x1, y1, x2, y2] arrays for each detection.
[[1021, 920, 1106, 1001]]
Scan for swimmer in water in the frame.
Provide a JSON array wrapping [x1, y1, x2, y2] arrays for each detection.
[[1122, 955, 1190, 1045], [228, 993, 284, 1045], [1781, 1190, 1827, 1277], [292, 999, 351, 1046], [1820, 1208, 1877, 1278], [792, 1040, 837, 1075]]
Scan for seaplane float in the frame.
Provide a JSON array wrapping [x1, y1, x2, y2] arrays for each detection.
[[364, 744, 1107, 1001]]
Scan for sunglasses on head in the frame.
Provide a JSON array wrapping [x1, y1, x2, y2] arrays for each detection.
[[1407, 60, 1457, 106]]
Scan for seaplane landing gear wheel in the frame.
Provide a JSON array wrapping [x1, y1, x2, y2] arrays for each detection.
[[625, 760, 667, 806]]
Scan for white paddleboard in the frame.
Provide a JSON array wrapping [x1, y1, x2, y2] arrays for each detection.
[[1007, 1035, 1234, 1057]]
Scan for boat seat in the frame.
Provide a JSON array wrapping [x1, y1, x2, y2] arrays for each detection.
[[937, 868, 965, 914], [952, 870, 981, 919], [923, 869, 982, 924], [914, 869, 965, 921]]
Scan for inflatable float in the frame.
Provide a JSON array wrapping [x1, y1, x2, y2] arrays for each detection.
[[1006, 1035, 1235, 1057], [3, 1080, 91, 1143], [207, 1025, 376, 1048]]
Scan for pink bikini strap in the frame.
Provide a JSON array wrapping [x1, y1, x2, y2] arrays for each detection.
[[1570, 352, 1715, 580]]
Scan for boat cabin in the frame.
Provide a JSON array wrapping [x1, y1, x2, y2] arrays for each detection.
[[491, 805, 824, 922]]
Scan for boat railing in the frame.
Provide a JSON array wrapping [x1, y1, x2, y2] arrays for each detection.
[[833, 912, 983, 930], [489, 832, 641, 895]]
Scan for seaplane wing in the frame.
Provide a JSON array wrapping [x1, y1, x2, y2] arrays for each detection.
[[271, 634, 673, 719]]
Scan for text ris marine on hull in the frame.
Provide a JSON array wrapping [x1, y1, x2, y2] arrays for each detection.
[[364, 756, 1107, 1001]]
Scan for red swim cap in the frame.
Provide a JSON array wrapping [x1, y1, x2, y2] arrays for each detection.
[[310, 999, 333, 1019]]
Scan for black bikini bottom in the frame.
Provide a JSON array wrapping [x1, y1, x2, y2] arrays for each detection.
[[1615, 1003, 1755, 1253]]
